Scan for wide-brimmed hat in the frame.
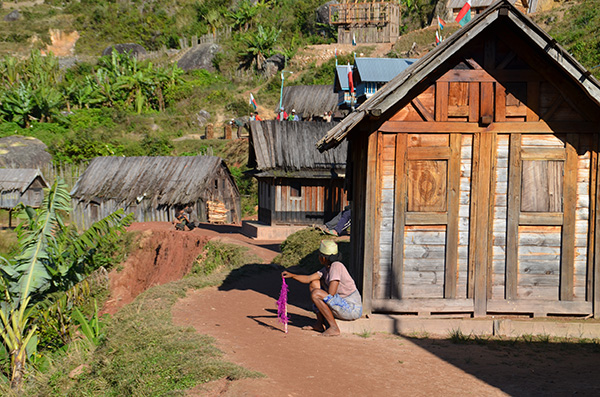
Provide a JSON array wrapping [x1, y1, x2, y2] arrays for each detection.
[[319, 240, 338, 255], [291, 109, 296, 113]]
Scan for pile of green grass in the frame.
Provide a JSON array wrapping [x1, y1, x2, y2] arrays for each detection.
[[273, 228, 351, 273]]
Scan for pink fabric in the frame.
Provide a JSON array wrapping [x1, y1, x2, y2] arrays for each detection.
[[276, 275, 289, 326], [318, 261, 357, 298]]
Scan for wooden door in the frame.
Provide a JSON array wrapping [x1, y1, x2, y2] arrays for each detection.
[[373, 132, 468, 313]]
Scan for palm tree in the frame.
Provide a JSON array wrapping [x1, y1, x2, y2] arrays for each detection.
[[239, 25, 281, 70]]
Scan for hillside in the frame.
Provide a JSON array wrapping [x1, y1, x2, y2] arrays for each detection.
[[0, 0, 598, 215]]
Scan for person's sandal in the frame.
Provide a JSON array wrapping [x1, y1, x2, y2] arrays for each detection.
[[323, 228, 338, 236]]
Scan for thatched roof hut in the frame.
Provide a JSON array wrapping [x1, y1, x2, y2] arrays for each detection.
[[0, 168, 47, 216], [248, 120, 346, 177], [281, 85, 339, 120], [0, 135, 52, 169], [247, 120, 348, 225], [71, 156, 241, 229]]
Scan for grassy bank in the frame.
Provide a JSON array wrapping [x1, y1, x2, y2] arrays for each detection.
[[9, 241, 262, 396]]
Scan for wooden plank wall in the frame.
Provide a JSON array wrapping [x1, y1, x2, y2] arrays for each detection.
[[266, 178, 349, 225], [72, 169, 241, 229]]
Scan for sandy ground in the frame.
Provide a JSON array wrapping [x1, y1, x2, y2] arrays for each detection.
[[109, 222, 600, 396]]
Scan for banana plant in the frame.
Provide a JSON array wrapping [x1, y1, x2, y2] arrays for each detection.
[[72, 299, 105, 347], [0, 178, 133, 389]]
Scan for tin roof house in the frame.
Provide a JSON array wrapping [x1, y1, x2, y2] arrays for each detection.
[[334, 58, 417, 109]]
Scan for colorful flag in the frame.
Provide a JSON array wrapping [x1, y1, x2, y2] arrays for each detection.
[[347, 63, 354, 94], [435, 31, 441, 45], [455, 0, 472, 27], [249, 93, 257, 110], [438, 15, 446, 30]]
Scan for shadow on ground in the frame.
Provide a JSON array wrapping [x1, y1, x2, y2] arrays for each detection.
[[404, 335, 600, 396], [220, 263, 317, 330]]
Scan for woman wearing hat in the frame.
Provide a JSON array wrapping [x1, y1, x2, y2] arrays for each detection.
[[282, 240, 362, 336]]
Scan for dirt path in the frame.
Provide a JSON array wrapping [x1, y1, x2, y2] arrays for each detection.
[[111, 222, 600, 396], [173, 266, 600, 397]]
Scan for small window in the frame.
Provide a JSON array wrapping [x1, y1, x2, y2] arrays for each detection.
[[214, 179, 218, 189], [521, 160, 563, 212], [290, 181, 302, 198]]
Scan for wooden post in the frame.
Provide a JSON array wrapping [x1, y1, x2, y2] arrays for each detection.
[[392, 133, 407, 299], [362, 130, 379, 314], [594, 138, 600, 317], [445, 134, 461, 298], [561, 135, 578, 301], [225, 123, 233, 140], [472, 132, 495, 317], [505, 133, 522, 299], [205, 123, 214, 139]]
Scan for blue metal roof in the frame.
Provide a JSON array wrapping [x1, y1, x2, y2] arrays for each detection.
[[354, 58, 418, 83], [334, 65, 351, 92]]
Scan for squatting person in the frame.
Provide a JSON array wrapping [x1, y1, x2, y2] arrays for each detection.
[[282, 240, 362, 336]]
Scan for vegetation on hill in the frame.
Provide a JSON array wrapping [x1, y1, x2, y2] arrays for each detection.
[[533, 0, 600, 79]]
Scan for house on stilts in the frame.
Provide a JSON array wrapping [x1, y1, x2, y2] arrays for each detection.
[[71, 156, 240, 229], [248, 120, 348, 226], [318, 0, 600, 318], [0, 169, 48, 227]]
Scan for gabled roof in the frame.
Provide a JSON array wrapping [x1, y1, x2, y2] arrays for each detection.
[[354, 58, 418, 84], [281, 85, 338, 118], [0, 169, 47, 193], [248, 120, 347, 178], [318, 0, 600, 151], [334, 64, 351, 92], [71, 156, 236, 205]]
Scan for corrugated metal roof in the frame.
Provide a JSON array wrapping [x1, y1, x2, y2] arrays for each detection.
[[71, 156, 234, 205], [248, 120, 346, 173], [354, 58, 418, 83], [334, 65, 351, 91], [318, 0, 600, 151], [281, 85, 338, 118], [0, 169, 46, 193]]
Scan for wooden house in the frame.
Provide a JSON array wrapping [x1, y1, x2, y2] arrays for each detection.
[[281, 85, 339, 121], [329, 1, 401, 45], [335, 58, 418, 109], [71, 156, 241, 229], [0, 169, 48, 227], [248, 120, 348, 226], [317, 0, 600, 318]]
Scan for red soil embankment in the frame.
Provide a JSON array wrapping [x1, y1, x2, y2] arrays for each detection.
[[102, 223, 209, 315]]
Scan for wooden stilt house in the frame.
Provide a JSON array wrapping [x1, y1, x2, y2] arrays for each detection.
[[71, 156, 241, 229], [0, 169, 47, 227], [248, 120, 348, 226], [318, 0, 600, 318]]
